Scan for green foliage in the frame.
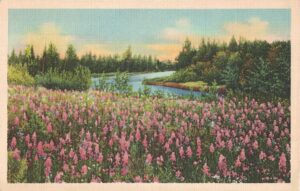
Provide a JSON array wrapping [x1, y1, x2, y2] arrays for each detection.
[[168, 68, 198, 83], [175, 38, 196, 69], [168, 38, 290, 101], [244, 58, 273, 99], [36, 66, 91, 91], [7, 152, 28, 183], [63, 44, 79, 71], [221, 53, 242, 91], [8, 64, 35, 86], [113, 72, 133, 95], [40, 43, 60, 74], [95, 73, 110, 92]]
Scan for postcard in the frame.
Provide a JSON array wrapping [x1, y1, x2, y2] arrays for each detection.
[[0, 0, 299, 190]]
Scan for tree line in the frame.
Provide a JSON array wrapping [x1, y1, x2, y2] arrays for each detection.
[[8, 44, 174, 76], [173, 37, 290, 100]]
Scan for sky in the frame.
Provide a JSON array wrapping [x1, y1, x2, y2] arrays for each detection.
[[9, 9, 290, 61]]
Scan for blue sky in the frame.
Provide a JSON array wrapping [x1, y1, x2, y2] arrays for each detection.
[[9, 9, 290, 60]]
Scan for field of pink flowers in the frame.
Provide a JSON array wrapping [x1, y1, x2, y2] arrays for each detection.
[[7, 85, 290, 183]]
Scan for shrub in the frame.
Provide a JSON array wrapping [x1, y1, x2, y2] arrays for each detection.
[[113, 72, 133, 95], [36, 66, 91, 91], [168, 68, 198, 83], [8, 64, 35, 86]]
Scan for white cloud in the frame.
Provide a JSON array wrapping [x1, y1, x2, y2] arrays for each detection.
[[221, 17, 289, 42], [161, 18, 194, 43]]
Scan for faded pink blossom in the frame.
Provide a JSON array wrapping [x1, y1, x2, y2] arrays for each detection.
[[202, 163, 210, 176], [279, 153, 287, 173], [81, 164, 88, 175], [186, 146, 193, 158], [235, 156, 242, 168], [10, 137, 17, 149], [218, 154, 228, 176], [134, 176, 142, 183], [135, 129, 141, 141], [209, 144, 215, 153], [196, 145, 202, 158], [47, 123, 53, 133], [115, 153, 121, 166], [44, 157, 52, 177], [121, 167, 128, 176], [227, 140, 233, 151], [54, 171, 64, 183], [14, 116, 20, 126], [239, 149, 246, 161], [259, 151, 267, 160], [142, 136, 148, 149], [97, 152, 103, 163], [12, 148, 20, 160], [252, 140, 259, 150], [179, 146, 185, 158], [122, 151, 129, 166], [79, 147, 87, 160], [170, 152, 176, 162], [267, 138, 272, 147], [145, 153, 152, 164]]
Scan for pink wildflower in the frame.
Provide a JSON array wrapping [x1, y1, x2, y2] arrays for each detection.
[[239, 149, 246, 161], [97, 152, 103, 163], [186, 146, 193, 158], [267, 138, 272, 147], [179, 146, 185, 158], [10, 137, 17, 149], [170, 152, 176, 162], [252, 140, 259, 150], [122, 151, 129, 166], [79, 147, 87, 160], [12, 148, 20, 160], [54, 171, 64, 183], [145, 153, 152, 164], [47, 123, 53, 133], [135, 129, 141, 141], [209, 144, 215, 153], [235, 156, 242, 168], [14, 116, 20, 126], [196, 145, 202, 158], [259, 151, 266, 160], [121, 167, 128, 176], [202, 163, 210, 176], [218, 154, 228, 176], [81, 165, 88, 175], [44, 157, 52, 177], [134, 176, 142, 183], [279, 153, 287, 173], [142, 136, 148, 149]]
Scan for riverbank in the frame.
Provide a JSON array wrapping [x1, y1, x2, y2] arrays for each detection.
[[144, 80, 227, 95], [143, 80, 207, 92]]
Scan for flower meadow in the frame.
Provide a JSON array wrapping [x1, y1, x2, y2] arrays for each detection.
[[8, 85, 290, 183]]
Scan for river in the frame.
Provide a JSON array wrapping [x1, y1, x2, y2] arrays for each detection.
[[91, 71, 202, 97]]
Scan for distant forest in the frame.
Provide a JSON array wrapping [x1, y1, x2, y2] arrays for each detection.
[[8, 44, 174, 75]]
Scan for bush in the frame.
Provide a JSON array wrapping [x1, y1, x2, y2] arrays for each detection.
[[8, 64, 35, 86], [36, 66, 91, 91], [168, 68, 199, 83], [113, 72, 133, 95]]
